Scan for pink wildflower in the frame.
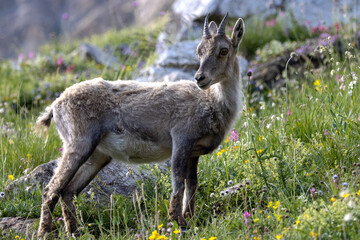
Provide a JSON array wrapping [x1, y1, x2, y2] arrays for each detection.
[[244, 211, 251, 227], [28, 51, 35, 59], [57, 56, 63, 66], [265, 19, 276, 27], [18, 53, 24, 61], [229, 128, 239, 142]]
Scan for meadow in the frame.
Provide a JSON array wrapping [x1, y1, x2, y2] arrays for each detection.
[[1, 15, 360, 240]]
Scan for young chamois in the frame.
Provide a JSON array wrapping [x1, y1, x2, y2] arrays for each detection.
[[36, 13, 245, 238]]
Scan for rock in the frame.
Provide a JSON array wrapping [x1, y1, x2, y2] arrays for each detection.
[[71, 43, 120, 69], [249, 33, 360, 87], [137, 40, 248, 83], [137, 67, 196, 83], [157, 40, 199, 70], [0, 217, 37, 239], [6, 159, 170, 203], [162, 0, 360, 47]]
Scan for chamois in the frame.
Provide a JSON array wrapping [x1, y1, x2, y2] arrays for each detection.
[[37, 13, 245, 238]]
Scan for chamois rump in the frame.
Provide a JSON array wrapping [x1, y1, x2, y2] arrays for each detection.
[[36, 13, 245, 237]]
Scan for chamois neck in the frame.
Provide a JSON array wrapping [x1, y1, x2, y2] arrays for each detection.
[[209, 64, 242, 114]]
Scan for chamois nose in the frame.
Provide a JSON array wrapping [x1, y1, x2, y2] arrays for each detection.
[[195, 73, 206, 82]]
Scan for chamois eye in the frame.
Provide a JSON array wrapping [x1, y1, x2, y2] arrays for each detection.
[[220, 48, 229, 56]]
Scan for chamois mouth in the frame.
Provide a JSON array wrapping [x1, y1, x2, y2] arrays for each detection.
[[197, 79, 212, 90]]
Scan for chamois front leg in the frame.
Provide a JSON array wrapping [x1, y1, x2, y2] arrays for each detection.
[[183, 156, 199, 219], [169, 138, 195, 227]]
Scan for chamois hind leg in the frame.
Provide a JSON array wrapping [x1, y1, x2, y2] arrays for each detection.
[[169, 138, 195, 227], [60, 149, 111, 236], [183, 156, 199, 219], [38, 137, 99, 238]]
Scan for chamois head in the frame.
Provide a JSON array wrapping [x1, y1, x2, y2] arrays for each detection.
[[195, 13, 245, 89]]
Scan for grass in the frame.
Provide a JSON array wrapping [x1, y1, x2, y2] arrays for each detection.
[[1, 14, 360, 240]]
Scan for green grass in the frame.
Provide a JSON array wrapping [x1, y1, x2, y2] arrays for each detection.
[[1, 16, 360, 240]]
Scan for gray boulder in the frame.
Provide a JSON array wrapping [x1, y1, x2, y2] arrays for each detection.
[[6, 159, 170, 202], [0, 217, 36, 239], [71, 43, 120, 69]]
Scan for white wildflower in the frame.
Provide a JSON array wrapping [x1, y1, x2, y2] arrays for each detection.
[[344, 213, 353, 222]]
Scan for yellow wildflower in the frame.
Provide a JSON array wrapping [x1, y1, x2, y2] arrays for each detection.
[[259, 210, 263, 213], [157, 235, 168, 240], [27, 153, 31, 159], [276, 234, 283, 239], [256, 149, 263, 154], [173, 229, 180, 234], [8, 175, 14, 180], [200, 239, 207, 240], [342, 193, 350, 199], [253, 237, 260, 240], [158, 224, 163, 229], [314, 80, 321, 86], [267, 201, 273, 208], [15, 236, 19, 239], [267, 215, 271, 219], [295, 220, 300, 225], [331, 197, 336, 202], [149, 230, 159, 240], [245, 160, 249, 163], [273, 201, 280, 209], [277, 214, 282, 221], [209, 237, 217, 240], [310, 231, 318, 237], [254, 218, 259, 222], [9, 139, 14, 145], [259, 136, 264, 142], [356, 190, 360, 196], [306, 172, 309, 177], [125, 66, 132, 71]]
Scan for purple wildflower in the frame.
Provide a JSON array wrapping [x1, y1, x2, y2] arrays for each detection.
[[287, 109, 291, 116], [160, 11, 166, 16], [132, 1, 139, 7], [332, 174, 339, 183], [138, 60, 145, 69], [62, 12, 69, 20], [324, 129, 329, 136], [310, 188, 316, 198]]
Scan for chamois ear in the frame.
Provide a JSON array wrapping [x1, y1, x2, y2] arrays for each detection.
[[231, 18, 245, 48], [209, 21, 218, 35]]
